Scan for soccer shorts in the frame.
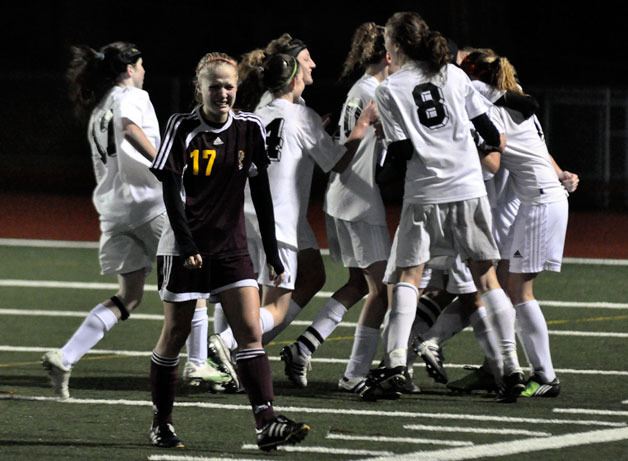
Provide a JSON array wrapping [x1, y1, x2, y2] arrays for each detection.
[[257, 243, 297, 290], [325, 214, 391, 269], [157, 253, 257, 303], [508, 198, 568, 274], [99, 212, 166, 276]]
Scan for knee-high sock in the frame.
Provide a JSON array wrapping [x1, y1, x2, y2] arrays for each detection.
[[262, 299, 303, 344], [406, 295, 446, 366], [235, 349, 275, 429], [213, 303, 228, 334], [482, 288, 520, 375], [150, 352, 179, 426], [344, 325, 379, 379], [296, 298, 348, 357], [60, 304, 118, 368], [469, 306, 503, 383], [219, 308, 275, 351], [422, 298, 470, 344], [515, 299, 556, 382], [186, 307, 208, 366], [386, 282, 419, 368]]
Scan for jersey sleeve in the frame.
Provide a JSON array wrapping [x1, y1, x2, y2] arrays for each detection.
[[150, 113, 187, 181], [338, 96, 364, 143], [249, 117, 270, 176], [300, 107, 345, 173], [375, 84, 407, 147], [463, 74, 491, 120], [117, 88, 147, 127]]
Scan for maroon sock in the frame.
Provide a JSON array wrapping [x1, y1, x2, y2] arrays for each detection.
[[150, 351, 179, 427], [236, 349, 275, 428]]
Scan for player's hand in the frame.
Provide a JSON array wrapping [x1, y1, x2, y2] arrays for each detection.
[[358, 100, 379, 126], [268, 264, 285, 287], [184, 254, 203, 269], [559, 171, 579, 193]]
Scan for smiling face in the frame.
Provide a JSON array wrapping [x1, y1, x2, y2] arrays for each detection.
[[296, 48, 316, 85], [197, 62, 238, 123]]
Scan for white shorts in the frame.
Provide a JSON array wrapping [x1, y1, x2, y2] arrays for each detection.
[[326, 215, 391, 269], [298, 219, 319, 251], [417, 256, 476, 294], [256, 244, 297, 290], [388, 197, 499, 271], [99, 212, 166, 275], [508, 198, 568, 273], [492, 197, 521, 259]]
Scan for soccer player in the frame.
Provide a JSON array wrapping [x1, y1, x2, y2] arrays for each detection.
[[362, 12, 524, 403], [148, 52, 309, 450], [41, 42, 226, 399], [457, 50, 579, 397]]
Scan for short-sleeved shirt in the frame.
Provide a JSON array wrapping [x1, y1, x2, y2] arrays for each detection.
[[151, 108, 268, 257], [88, 86, 164, 229], [376, 62, 488, 204], [324, 74, 387, 225], [244, 98, 345, 249]]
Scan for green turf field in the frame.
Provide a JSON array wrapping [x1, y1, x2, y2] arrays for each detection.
[[0, 240, 627, 460]]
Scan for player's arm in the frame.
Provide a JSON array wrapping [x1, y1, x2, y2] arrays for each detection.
[[481, 150, 501, 174], [122, 118, 157, 161], [549, 154, 579, 193], [471, 113, 506, 153], [494, 92, 539, 119], [375, 139, 413, 185], [249, 165, 285, 283], [332, 100, 378, 173]]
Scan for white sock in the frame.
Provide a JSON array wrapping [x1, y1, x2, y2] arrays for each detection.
[[60, 304, 118, 368], [385, 282, 418, 368], [344, 325, 379, 379], [219, 307, 275, 352], [297, 298, 347, 358], [186, 307, 208, 366], [262, 299, 302, 344], [515, 299, 556, 382], [469, 306, 503, 381], [213, 303, 228, 334], [482, 288, 520, 375], [423, 298, 469, 344]]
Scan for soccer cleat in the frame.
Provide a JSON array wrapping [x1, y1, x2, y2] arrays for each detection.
[[447, 365, 498, 393], [256, 414, 310, 451], [149, 423, 185, 448], [182, 360, 232, 387], [400, 367, 421, 394], [338, 375, 367, 394], [495, 370, 526, 403], [359, 365, 406, 402], [520, 374, 561, 398], [207, 334, 240, 390], [41, 350, 71, 399], [417, 340, 448, 384], [279, 343, 311, 388]]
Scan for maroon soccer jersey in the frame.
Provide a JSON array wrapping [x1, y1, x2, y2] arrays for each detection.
[[151, 108, 268, 257]]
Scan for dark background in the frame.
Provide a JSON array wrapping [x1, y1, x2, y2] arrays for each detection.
[[1, 1, 625, 209]]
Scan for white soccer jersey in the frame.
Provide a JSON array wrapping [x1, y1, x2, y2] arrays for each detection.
[[376, 63, 488, 204], [88, 86, 164, 229], [244, 98, 345, 248], [472, 81, 566, 204], [324, 74, 387, 225]]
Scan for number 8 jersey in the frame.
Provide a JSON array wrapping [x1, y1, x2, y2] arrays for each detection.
[[375, 62, 489, 204]]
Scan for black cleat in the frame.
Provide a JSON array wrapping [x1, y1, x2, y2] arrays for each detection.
[[256, 414, 310, 451], [359, 365, 406, 401], [416, 340, 448, 384], [149, 423, 185, 448], [447, 365, 498, 393], [495, 370, 526, 403]]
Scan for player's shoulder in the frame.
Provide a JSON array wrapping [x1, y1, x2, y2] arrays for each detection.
[[164, 109, 199, 134]]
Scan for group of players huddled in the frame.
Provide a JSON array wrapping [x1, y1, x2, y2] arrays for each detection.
[[41, 10, 579, 452]]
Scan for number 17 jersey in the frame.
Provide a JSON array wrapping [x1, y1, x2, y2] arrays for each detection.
[[376, 62, 488, 204]]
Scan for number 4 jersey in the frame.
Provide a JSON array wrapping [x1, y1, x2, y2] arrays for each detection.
[[375, 62, 489, 205]]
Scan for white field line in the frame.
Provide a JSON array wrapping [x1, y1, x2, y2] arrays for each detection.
[[4, 238, 628, 267], [3, 278, 628, 311], [326, 433, 472, 446], [2, 308, 628, 340], [365, 426, 628, 461], [2, 345, 628, 377], [148, 456, 271, 461], [553, 408, 628, 417], [241, 444, 393, 456], [2, 395, 625, 428], [403, 424, 551, 437], [623, 400, 628, 404]]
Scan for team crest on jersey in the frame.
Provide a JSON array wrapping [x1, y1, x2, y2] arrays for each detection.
[[213, 137, 224, 145], [238, 150, 245, 170]]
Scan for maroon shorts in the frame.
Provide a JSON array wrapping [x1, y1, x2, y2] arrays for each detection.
[[157, 253, 256, 302]]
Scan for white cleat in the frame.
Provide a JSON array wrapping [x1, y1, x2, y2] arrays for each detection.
[[182, 360, 232, 387], [41, 350, 71, 399]]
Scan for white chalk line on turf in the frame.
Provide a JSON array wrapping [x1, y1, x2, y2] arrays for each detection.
[[241, 444, 393, 456], [2, 345, 628, 377], [326, 433, 472, 446], [4, 238, 628, 266], [148, 456, 271, 461], [364, 426, 628, 461], [553, 408, 628, 417], [403, 424, 551, 437], [2, 395, 624, 428]]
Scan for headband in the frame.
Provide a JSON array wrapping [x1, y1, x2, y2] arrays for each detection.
[[284, 38, 308, 58]]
